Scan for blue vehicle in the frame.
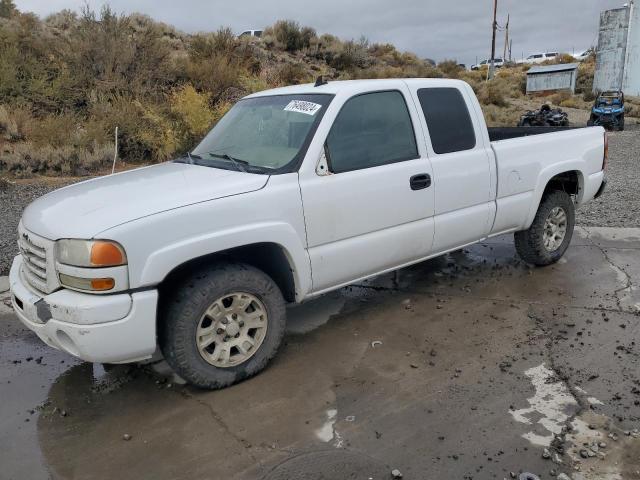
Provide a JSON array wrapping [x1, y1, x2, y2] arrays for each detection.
[[588, 90, 625, 131]]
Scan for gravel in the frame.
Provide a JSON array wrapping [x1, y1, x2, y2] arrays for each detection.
[[0, 127, 638, 276], [576, 126, 640, 228], [0, 179, 74, 276]]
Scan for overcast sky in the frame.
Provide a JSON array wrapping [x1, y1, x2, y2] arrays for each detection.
[[14, 0, 626, 65]]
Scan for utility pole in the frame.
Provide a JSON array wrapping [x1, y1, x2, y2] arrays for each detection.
[[503, 14, 509, 64], [489, 0, 498, 79]]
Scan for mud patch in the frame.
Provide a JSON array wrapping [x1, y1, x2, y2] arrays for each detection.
[[261, 449, 388, 480]]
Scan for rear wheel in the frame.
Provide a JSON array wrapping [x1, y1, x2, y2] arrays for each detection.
[[159, 263, 286, 389], [514, 190, 575, 266]]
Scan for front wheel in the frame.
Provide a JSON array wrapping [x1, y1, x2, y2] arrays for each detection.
[[514, 190, 575, 266], [159, 263, 286, 389]]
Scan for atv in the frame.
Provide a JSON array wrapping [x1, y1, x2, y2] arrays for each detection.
[[588, 90, 624, 131], [518, 104, 569, 127]]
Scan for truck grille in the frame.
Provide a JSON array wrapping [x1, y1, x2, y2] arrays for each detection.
[[17, 223, 59, 295]]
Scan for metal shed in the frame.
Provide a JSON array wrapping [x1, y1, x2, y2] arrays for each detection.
[[526, 63, 579, 94]]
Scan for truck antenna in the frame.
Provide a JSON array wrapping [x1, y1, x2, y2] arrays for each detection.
[[314, 75, 328, 87]]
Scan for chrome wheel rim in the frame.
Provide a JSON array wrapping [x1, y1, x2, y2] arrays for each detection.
[[196, 292, 268, 368], [543, 206, 567, 252]]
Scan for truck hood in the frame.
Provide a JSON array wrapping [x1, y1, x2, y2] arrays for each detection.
[[22, 162, 269, 239]]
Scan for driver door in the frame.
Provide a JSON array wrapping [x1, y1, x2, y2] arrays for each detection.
[[298, 87, 435, 294]]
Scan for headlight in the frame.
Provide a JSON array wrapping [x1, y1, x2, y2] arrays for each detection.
[[55, 239, 128, 293], [56, 239, 127, 268]]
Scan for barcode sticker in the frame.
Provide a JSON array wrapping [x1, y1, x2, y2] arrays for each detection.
[[283, 100, 322, 116]]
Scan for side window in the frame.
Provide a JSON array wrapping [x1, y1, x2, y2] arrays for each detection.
[[417, 87, 476, 155], [326, 91, 418, 174]]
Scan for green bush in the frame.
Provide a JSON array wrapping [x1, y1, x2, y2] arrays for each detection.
[[266, 20, 315, 52]]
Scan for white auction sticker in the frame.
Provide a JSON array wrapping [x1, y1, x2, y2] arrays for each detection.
[[283, 100, 322, 116]]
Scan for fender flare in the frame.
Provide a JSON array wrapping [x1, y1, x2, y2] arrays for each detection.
[[524, 163, 584, 229], [139, 222, 312, 301]]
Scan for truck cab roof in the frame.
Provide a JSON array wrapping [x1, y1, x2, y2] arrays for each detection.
[[245, 78, 469, 98]]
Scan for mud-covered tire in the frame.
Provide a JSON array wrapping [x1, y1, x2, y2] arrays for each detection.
[[514, 190, 575, 266], [159, 263, 286, 389]]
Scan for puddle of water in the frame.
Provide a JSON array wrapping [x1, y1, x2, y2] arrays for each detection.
[[315, 409, 343, 448], [315, 408, 337, 442], [287, 293, 346, 334], [510, 364, 578, 447]]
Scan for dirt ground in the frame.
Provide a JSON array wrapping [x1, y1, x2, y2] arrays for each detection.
[[1, 226, 639, 480]]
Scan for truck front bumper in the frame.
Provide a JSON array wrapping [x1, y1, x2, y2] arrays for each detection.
[[9, 256, 158, 364]]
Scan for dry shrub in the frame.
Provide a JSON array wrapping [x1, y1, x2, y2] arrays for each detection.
[[0, 105, 19, 141], [329, 38, 371, 71], [624, 96, 640, 118], [28, 114, 79, 148], [264, 20, 315, 52], [181, 54, 244, 101], [481, 104, 521, 127], [550, 91, 571, 106], [240, 75, 270, 94], [170, 84, 214, 140], [277, 63, 308, 85], [1, 141, 113, 176], [477, 81, 509, 107], [559, 98, 580, 109], [438, 60, 463, 78], [577, 60, 595, 100]]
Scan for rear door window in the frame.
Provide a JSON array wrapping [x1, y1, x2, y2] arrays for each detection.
[[326, 90, 418, 173], [417, 88, 476, 155]]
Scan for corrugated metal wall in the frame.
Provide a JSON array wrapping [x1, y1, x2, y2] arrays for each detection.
[[593, 7, 629, 92], [526, 71, 576, 93], [623, 2, 640, 96]]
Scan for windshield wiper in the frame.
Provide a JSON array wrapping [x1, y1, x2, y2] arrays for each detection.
[[206, 152, 249, 173], [175, 152, 203, 164]]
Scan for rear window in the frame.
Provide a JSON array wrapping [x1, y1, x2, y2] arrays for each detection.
[[417, 88, 476, 155]]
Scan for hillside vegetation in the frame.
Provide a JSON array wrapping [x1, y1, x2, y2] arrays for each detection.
[[0, 1, 600, 177]]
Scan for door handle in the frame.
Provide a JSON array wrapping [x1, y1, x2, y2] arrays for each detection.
[[410, 173, 431, 190]]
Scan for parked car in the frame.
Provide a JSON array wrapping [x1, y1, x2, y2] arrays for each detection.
[[518, 104, 569, 127], [517, 52, 559, 65], [471, 58, 504, 70], [9, 78, 608, 389], [238, 29, 262, 38], [573, 48, 594, 62], [588, 90, 625, 131]]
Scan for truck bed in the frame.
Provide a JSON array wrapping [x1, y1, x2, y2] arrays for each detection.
[[488, 126, 584, 142]]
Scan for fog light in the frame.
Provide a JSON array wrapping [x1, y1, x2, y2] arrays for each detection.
[[59, 273, 115, 291]]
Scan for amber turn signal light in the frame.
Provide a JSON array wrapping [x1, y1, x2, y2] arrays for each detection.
[[90, 278, 116, 290], [91, 241, 126, 267], [59, 273, 115, 291]]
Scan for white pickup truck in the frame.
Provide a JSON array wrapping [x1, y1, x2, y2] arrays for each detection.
[[9, 79, 607, 389]]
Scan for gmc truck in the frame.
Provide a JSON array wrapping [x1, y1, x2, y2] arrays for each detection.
[[9, 79, 607, 389]]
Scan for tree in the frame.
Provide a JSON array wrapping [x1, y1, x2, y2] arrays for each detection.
[[0, 0, 17, 19]]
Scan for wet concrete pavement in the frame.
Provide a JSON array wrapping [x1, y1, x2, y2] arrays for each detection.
[[1, 227, 639, 480]]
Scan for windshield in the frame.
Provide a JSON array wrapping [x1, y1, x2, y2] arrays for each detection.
[[190, 93, 333, 173]]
